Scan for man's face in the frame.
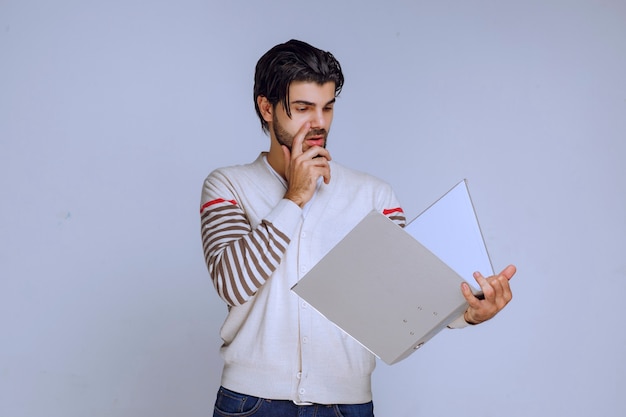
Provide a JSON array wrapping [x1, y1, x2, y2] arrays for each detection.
[[271, 81, 336, 152]]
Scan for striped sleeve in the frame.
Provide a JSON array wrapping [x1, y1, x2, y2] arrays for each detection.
[[200, 198, 291, 306], [383, 206, 406, 227]]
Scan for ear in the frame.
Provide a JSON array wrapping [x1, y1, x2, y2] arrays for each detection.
[[257, 96, 273, 123]]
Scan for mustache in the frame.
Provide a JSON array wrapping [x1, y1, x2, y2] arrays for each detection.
[[305, 129, 327, 138]]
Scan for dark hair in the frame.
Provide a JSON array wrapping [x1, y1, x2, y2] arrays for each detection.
[[253, 39, 344, 133]]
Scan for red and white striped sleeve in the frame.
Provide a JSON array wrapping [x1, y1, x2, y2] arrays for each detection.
[[383, 206, 406, 227]]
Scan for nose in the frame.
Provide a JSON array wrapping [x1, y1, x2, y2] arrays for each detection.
[[309, 109, 326, 129]]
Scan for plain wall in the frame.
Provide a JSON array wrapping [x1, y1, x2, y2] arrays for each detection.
[[1, 1, 625, 416]]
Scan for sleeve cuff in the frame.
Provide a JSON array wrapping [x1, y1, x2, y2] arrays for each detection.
[[264, 198, 303, 239], [447, 313, 471, 329]]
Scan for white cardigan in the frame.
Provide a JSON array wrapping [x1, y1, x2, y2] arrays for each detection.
[[200, 153, 407, 404]]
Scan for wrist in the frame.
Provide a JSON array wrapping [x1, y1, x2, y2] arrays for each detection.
[[284, 191, 306, 208]]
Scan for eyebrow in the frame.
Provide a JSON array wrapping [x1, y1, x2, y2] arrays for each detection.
[[290, 98, 336, 107]]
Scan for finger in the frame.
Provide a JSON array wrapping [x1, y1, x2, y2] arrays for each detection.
[[491, 265, 514, 304], [473, 270, 498, 301], [460, 282, 482, 309], [301, 147, 332, 183], [483, 273, 512, 311], [323, 169, 331, 184], [307, 157, 332, 184], [305, 146, 331, 161], [499, 264, 517, 281], [495, 273, 513, 303], [290, 122, 311, 158], [487, 273, 506, 298], [472, 271, 489, 290], [461, 282, 475, 301], [319, 161, 331, 184]]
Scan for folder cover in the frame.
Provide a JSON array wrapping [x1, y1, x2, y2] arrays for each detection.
[[291, 180, 491, 365]]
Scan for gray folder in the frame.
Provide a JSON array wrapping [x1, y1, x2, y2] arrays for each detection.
[[291, 180, 492, 365]]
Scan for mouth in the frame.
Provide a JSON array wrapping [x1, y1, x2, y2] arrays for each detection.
[[305, 137, 326, 148], [305, 130, 327, 148]]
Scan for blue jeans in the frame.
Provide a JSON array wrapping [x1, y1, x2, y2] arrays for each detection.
[[213, 386, 375, 417]]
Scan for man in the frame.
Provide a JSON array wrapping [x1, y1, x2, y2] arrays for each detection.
[[200, 39, 515, 417]]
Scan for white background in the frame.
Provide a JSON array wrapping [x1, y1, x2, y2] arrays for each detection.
[[1, 1, 625, 416]]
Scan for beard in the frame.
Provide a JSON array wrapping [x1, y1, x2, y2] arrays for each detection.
[[272, 114, 328, 152]]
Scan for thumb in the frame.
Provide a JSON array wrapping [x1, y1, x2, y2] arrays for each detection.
[[500, 264, 517, 281]]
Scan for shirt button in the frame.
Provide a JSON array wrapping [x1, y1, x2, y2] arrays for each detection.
[[302, 337, 308, 343], [301, 231, 307, 238], [296, 372, 302, 379], [299, 388, 306, 395]]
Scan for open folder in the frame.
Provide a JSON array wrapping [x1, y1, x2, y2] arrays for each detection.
[[291, 180, 493, 365]]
